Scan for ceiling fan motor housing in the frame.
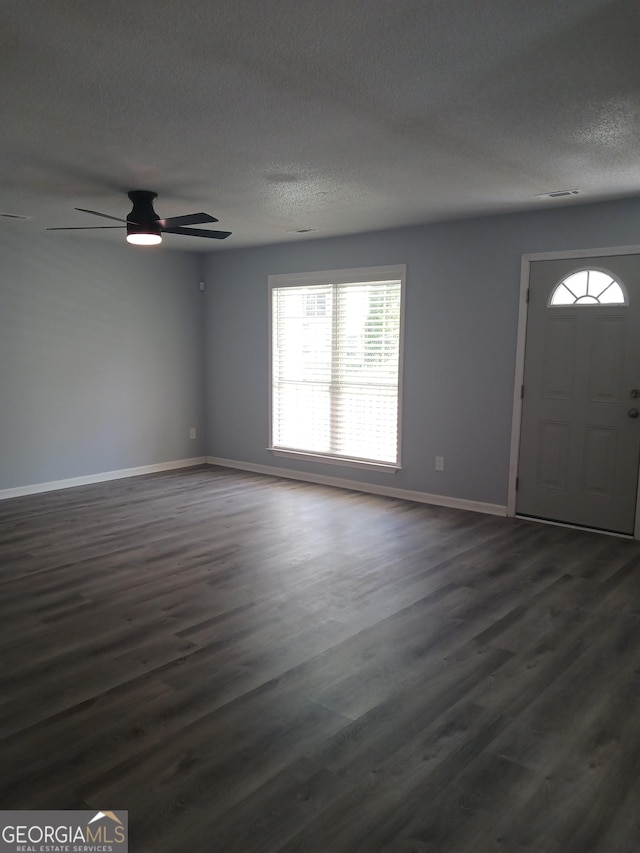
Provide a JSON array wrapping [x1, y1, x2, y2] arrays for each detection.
[[126, 190, 161, 238]]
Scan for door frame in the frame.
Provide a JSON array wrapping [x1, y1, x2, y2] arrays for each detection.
[[508, 244, 640, 538]]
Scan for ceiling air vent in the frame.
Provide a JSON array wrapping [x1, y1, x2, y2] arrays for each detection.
[[536, 190, 581, 199]]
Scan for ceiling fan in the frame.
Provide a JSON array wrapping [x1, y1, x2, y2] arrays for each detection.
[[47, 190, 231, 245]]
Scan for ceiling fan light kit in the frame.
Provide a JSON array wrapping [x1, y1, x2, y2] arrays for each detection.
[[126, 230, 162, 246], [47, 190, 231, 245], [125, 190, 163, 245]]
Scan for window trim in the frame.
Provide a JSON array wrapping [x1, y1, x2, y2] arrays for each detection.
[[268, 264, 406, 472]]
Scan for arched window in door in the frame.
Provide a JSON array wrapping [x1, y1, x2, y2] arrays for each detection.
[[549, 268, 627, 306]]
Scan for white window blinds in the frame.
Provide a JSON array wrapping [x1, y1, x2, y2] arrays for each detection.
[[270, 267, 404, 467]]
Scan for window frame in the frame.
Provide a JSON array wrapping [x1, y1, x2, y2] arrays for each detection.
[[547, 266, 628, 307], [268, 264, 406, 473]]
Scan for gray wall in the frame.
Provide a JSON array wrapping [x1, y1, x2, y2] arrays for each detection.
[[203, 197, 640, 507], [0, 227, 206, 490], [3, 197, 640, 501]]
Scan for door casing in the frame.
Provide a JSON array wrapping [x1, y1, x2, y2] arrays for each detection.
[[508, 244, 640, 538]]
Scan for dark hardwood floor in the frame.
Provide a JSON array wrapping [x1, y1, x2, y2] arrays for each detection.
[[2, 465, 640, 851]]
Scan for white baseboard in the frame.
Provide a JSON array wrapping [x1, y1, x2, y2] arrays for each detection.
[[206, 456, 507, 517], [0, 457, 207, 501], [1, 455, 508, 518]]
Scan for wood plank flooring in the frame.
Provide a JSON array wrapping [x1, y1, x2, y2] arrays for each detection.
[[2, 465, 640, 851]]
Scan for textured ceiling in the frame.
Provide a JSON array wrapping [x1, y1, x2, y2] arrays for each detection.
[[2, 0, 640, 251]]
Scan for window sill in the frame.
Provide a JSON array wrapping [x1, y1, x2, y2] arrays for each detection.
[[268, 448, 400, 474]]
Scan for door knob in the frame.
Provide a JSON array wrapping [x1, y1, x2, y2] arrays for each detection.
[[629, 408, 639, 418], [631, 389, 640, 398]]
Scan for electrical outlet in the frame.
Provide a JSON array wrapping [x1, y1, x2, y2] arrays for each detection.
[[189, 427, 197, 440], [435, 456, 445, 471]]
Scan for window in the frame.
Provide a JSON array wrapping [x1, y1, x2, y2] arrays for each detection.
[[270, 265, 405, 469], [549, 268, 627, 306], [303, 292, 328, 317]]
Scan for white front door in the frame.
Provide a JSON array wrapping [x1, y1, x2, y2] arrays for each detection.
[[517, 255, 640, 534]]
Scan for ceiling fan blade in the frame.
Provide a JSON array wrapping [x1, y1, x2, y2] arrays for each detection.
[[50, 193, 232, 241], [161, 226, 231, 239], [47, 226, 126, 231], [158, 213, 218, 228], [75, 207, 128, 223]]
